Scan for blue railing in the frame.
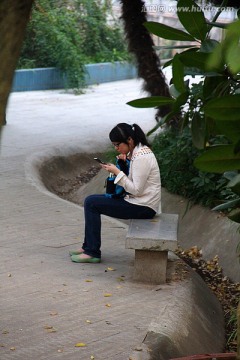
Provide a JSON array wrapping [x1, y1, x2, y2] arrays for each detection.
[[12, 62, 137, 92]]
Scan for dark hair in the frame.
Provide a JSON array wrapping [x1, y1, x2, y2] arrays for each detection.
[[109, 123, 150, 147]]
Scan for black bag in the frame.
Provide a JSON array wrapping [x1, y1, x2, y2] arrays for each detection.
[[105, 159, 130, 198]]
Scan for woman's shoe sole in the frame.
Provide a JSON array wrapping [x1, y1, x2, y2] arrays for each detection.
[[71, 255, 101, 263]]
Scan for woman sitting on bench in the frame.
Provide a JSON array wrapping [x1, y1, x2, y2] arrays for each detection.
[[69, 122, 161, 263]]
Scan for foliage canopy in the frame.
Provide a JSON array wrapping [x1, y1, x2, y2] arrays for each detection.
[[128, 0, 240, 226], [18, 0, 130, 90]]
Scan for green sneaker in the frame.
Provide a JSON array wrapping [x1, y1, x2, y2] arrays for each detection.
[[71, 255, 101, 263]]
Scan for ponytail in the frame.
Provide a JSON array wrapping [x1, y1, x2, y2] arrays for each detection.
[[131, 123, 150, 147]]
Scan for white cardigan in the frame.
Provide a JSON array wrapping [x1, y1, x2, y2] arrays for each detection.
[[114, 144, 161, 213]]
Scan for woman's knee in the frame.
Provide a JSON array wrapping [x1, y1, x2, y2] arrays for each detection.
[[84, 194, 103, 209]]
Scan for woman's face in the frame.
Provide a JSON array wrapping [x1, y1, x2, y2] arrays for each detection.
[[112, 142, 130, 154]]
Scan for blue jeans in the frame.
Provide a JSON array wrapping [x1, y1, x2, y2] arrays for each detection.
[[82, 194, 156, 258]]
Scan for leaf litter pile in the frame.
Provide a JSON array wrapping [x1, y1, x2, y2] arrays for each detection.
[[52, 165, 100, 199], [175, 246, 240, 353]]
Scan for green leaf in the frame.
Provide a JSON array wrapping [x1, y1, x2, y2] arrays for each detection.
[[204, 95, 240, 120], [177, 0, 208, 41], [194, 145, 240, 173], [147, 111, 177, 136], [228, 208, 240, 223], [144, 21, 195, 41], [173, 91, 189, 112], [215, 120, 240, 144], [126, 96, 174, 108], [234, 139, 240, 154], [224, 21, 240, 75], [191, 112, 206, 149], [163, 59, 172, 68], [226, 42, 240, 75], [227, 174, 240, 195], [212, 198, 240, 212], [169, 84, 181, 99], [179, 51, 210, 71], [206, 42, 224, 72], [154, 45, 197, 50], [202, 76, 226, 100], [200, 39, 220, 53], [226, 19, 240, 36], [172, 54, 186, 93], [207, 20, 240, 73]]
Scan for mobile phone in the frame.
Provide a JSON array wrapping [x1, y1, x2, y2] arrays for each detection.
[[94, 157, 106, 165]]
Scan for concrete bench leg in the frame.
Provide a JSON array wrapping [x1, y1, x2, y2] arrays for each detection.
[[133, 250, 168, 284]]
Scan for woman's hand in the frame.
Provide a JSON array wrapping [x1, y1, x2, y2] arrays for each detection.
[[117, 153, 127, 161], [102, 163, 121, 176]]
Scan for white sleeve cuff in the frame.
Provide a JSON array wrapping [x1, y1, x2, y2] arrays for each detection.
[[114, 171, 125, 184]]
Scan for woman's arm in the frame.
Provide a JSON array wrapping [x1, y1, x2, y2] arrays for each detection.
[[115, 156, 151, 196]]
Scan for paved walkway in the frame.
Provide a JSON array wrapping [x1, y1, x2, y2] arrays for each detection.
[[0, 78, 227, 360], [0, 79, 176, 360]]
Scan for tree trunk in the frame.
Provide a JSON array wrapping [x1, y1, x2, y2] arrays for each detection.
[[119, 0, 172, 121], [0, 0, 34, 127]]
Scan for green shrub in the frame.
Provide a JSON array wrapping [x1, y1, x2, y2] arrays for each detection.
[[152, 128, 236, 208], [18, 0, 130, 90]]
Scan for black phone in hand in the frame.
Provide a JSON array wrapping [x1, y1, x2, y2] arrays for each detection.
[[94, 157, 106, 165]]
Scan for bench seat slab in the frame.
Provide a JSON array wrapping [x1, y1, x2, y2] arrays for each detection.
[[126, 213, 178, 251]]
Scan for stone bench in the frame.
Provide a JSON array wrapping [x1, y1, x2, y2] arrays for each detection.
[[126, 213, 179, 284]]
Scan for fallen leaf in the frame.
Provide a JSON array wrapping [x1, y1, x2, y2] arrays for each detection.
[[90, 356, 95, 359], [10, 347, 16, 351], [105, 303, 111, 307], [50, 311, 58, 316], [85, 279, 93, 282], [106, 267, 115, 271], [104, 293, 112, 297], [75, 342, 86, 347], [86, 320, 91, 324], [44, 325, 57, 333], [47, 328, 57, 333]]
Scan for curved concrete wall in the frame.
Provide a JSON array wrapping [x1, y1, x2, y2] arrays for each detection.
[[162, 188, 240, 283], [35, 151, 240, 283], [130, 269, 225, 360], [30, 151, 227, 359]]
